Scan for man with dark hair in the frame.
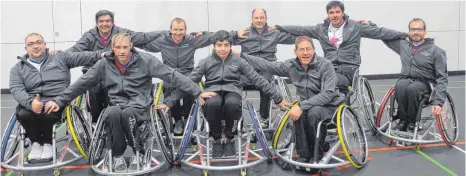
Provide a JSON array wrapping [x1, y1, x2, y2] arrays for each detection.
[[46, 32, 204, 173], [270, 0, 408, 95], [63, 10, 167, 125], [158, 30, 291, 158], [142, 17, 213, 135], [232, 8, 297, 128], [10, 33, 104, 162], [381, 18, 447, 131], [235, 36, 344, 173]]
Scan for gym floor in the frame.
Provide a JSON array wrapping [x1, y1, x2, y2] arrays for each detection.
[[1, 75, 464, 176]]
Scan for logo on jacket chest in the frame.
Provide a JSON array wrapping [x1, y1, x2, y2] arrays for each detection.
[[420, 51, 431, 57]]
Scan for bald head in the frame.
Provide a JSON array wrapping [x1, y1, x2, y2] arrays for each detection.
[[252, 8, 267, 18]]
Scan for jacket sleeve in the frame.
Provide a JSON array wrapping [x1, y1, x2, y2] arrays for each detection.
[[66, 32, 92, 52], [276, 25, 321, 39], [142, 39, 162, 53], [277, 31, 297, 44], [239, 59, 283, 104], [240, 53, 289, 77], [432, 48, 448, 106], [123, 27, 167, 47], [360, 22, 408, 40], [163, 58, 207, 108], [9, 65, 34, 110], [149, 55, 201, 100], [60, 50, 105, 68], [300, 62, 338, 111], [382, 39, 402, 55], [191, 32, 214, 49], [54, 60, 104, 108]]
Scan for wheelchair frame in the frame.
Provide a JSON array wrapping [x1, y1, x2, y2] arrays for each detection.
[[375, 85, 458, 147], [0, 104, 91, 176]]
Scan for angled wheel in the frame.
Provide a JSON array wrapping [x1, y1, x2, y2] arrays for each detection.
[[153, 109, 175, 165], [358, 77, 377, 135], [436, 93, 458, 146], [88, 113, 109, 166], [246, 100, 272, 160], [272, 102, 298, 150], [176, 103, 198, 161], [66, 105, 92, 158], [337, 104, 368, 168], [1, 114, 21, 162]]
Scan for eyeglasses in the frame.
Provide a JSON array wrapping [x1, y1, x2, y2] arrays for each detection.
[[297, 47, 313, 53], [26, 40, 44, 47], [409, 28, 425, 32]]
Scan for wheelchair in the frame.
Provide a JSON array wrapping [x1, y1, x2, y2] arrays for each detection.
[[87, 98, 169, 175], [272, 83, 368, 174], [152, 81, 274, 176], [375, 83, 458, 148], [346, 68, 378, 135], [0, 104, 92, 176]]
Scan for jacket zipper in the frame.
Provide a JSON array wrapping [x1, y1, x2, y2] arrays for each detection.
[[221, 60, 225, 91]]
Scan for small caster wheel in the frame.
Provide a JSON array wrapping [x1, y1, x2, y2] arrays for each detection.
[[281, 162, 291, 170], [191, 138, 197, 145], [251, 144, 256, 150], [54, 168, 60, 176], [250, 135, 257, 143]]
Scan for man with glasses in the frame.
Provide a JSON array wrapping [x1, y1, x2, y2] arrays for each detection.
[[234, 36, 344, 174], [269, 1, 408, 95], [381, 18, 448, 131], [10, 33, 104, 162]]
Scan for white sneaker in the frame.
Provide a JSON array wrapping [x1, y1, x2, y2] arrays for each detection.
[[28, 142, 42, 161], [40, 143, 53, 160]]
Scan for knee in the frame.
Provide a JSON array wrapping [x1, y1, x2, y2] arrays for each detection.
[[205, 97, 222, 109], [103, 106, 122, 123], [306, 106, 327, 123], [224, 98, 241, 112], [16, 107, 32, 121]]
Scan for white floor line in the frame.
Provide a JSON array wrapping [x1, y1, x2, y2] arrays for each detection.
[[452, 145, 466, 154]]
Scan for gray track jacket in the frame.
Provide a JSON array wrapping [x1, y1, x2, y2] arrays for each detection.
[[53, 49, 201, 109], [66, 26, 166, 62], [164, 52, 283, 108], [10, 49, 104, 110], [233, 24, 296, 61], [142, 32, 213, 76], [382, 38, 448, 106], [240, 53, 345, 111], [276, 15, 408, 69]]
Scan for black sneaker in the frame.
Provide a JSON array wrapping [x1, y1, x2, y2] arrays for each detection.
[[393, 120, 408, 131], [212, 140, 223, 158], [223, 139, 236, 157], [174, 120, 185, 136]]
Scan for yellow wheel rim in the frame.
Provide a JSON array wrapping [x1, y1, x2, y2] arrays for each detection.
[[272, 102, 299, 149], [336, 104, 363, 168], [66, 105, 88, 158]]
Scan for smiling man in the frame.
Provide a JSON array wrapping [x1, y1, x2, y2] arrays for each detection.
[[270, 1, 408, 95], [159, 30, 290, 158], [46, 33, 202, 173], [65, 10, 167, 125], [381, 18, 448, 131], [142, 17, 213, 135], [235, 36, 344, 173]]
